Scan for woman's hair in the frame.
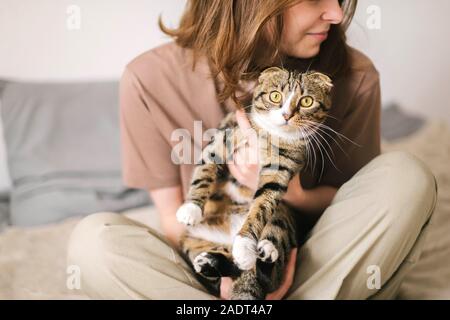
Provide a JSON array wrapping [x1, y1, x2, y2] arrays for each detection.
[[159, 0, 357, 107]]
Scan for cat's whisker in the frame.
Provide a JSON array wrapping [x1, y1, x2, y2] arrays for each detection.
[[304, 123, 343, 177], [304, 123, 350, 159], [306, 128, 325, 179], [322, 113, 341, 122], [299, 127, 322, 178], [297, 128, 311, 171], [303, 129, 318, 174], [307, 128, 333, 179], [313, 123, 361, 147], [302, 120, 362, 147], [302, 123, 336, 160], [303, 125, 342, 174], [298, 126, 316, 174], [308, 132, 319, 175], [312, 130, 340, 171], [296, 129, 307, 165]]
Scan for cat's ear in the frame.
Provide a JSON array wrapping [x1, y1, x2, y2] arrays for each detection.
[[258, 67, 285, 84], [309, 72, 333, 91]]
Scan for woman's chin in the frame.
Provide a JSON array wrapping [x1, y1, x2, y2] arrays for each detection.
[[287, 44, 321, 59]]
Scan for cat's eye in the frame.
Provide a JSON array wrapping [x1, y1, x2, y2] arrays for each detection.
[[300, 96, 314, 108], [269, 91, 282, 103]]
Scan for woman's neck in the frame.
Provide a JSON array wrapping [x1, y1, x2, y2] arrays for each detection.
[[282, 55, 317, 73]]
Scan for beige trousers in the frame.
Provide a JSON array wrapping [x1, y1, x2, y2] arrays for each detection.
[[67, 151, 438, 299]]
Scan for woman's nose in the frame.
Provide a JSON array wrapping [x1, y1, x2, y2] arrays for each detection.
[[321, 0, 344, 24]]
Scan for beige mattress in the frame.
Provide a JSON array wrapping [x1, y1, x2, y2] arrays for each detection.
[[0, 121, 449, 300]]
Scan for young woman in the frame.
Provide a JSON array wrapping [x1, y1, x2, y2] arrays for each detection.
[[68, 0, 438, 299]]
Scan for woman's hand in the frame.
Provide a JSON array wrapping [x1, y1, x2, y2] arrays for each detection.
[[220, 248, 298, 300], [265, 248, 298, 300], [227, 109, 260, 191], [282, 172, 307, 207], [228, 110, 305, 199]]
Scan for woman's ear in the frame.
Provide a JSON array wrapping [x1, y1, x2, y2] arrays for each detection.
[[258, 67, 285, 84]]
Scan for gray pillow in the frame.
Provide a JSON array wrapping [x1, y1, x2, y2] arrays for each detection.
[[0, 81, 10, 229], [381, 103, 426, 141], [0, 80, 151, 226], [0, 191, 9, 231]]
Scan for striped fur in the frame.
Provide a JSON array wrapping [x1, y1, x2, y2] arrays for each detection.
[[176, 67, 333, 299]]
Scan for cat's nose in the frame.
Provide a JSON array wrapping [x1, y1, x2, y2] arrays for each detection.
[[282, 112, 292, 121]]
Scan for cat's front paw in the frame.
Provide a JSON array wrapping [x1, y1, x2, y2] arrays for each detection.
[[176, 202, 203, 226], [232, 235, 257, 270], [257, 239, 279, 263]]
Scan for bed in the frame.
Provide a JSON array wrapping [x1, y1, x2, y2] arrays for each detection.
[[0, 79, 449, 299]]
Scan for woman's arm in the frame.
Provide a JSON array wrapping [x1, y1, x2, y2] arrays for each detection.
[[120, 66, 187, 248], [229, 110, 337, 215], [283, 173, 337, 214], [148, 186, 185, 250]]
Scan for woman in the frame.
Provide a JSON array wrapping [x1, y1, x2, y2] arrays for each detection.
[[68, 0, 438, 299]]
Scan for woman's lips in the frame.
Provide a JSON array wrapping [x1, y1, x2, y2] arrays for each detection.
[[307, 32, 328, 41]]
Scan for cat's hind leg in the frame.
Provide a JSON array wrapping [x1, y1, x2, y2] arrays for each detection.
[[180, 235, 240, 279]]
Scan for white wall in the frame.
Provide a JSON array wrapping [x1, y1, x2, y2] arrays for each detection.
[[1, 0, 449, 121], [0, 0, 185, 80], [347, 0, 450, 122]]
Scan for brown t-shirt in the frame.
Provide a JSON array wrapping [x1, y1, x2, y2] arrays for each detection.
[[119, 42, 381, 198]]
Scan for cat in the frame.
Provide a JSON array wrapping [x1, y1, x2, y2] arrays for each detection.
[[175, 66, 333, 299]]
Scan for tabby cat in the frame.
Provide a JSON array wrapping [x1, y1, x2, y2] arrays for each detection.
[[176, 67, 333, 299]]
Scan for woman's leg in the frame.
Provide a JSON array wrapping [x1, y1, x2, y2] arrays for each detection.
[[67, 212, 215, 299], [286, 151, 438, 299]]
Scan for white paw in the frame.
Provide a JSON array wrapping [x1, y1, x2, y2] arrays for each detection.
[[176, 203, 202, 226], [232, 235, 257, 270], [257, 239, 279, 263], [193, 252, 212, 273]]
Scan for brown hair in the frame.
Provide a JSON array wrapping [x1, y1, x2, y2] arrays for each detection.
[[159, 0, 357, 108]]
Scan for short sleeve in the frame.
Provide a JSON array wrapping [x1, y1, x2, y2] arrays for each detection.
[[119, 67, 180, 190], [319, 69, 382, 188]]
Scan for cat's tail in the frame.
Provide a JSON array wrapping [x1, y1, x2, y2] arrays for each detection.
[[230, 269, 265, 300]]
